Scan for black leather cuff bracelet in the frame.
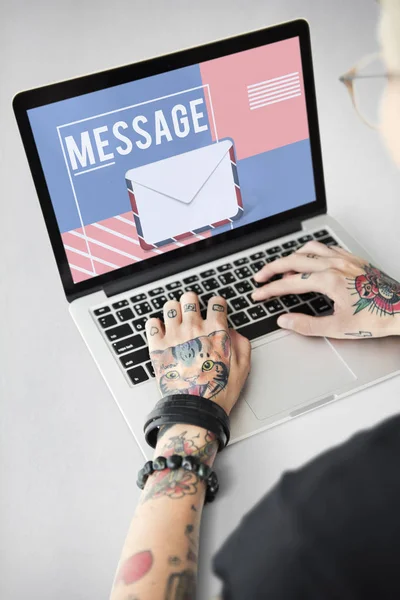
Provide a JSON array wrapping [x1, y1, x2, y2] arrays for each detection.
[[144, 394, 230, 451]]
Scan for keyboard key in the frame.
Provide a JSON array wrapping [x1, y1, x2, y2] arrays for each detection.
[[93, 306, 110, 316], [203, 277, 220, 292], [281, 294, 300, 308], [217, 263, 232, 273], [132, 317, 148, 332], [166, 281, 182, 291], [201, 307, 207, 319], [233, 257, 249, 266], [282, 240, 298, 249], [120, 346, 150, 369], [235, 280, 253, 294], [185, 283, 203, 294], [266, 255, 279, 263], [112, 335, 145, 355], [289, 303, 315, 316], [314, 229, 329, 239], [231, 311, 251, 327], [281, 250, 294, 257], [127, 366, 149, 385], [250, 260, 265, 273], [105, 323, 133, 341], [310, 296, 333, 314], [298, 235, 313, 244], [248, 305, 267, 320], [151, 295, 167, 310], [98, 314, 117, 329], [237, 315, 280, 340], [168, 289, 184, 301], [266, 246, 281, 255], [231, 297, 249, 311], [183, 275, 199, 284], [150, 311, 164, 321], [200, 269, 216, 278], [264, 299, 284, 314], [116, 308, 134, 322], [319, 236, 337, 246], [219, 286, 236, 300], [200, 292, 216, 306], [235, 266, 252, 280], [299, 292, 317, 302], [112, 300, 129, 309], [148, 287, 164, 297], [250, 251, 265, 261], [130, 293, 146, 303], [134, 301, 152, 316], [219, 272, 236, 285], [251, 277, 263, 288], [145, 362, 155, 378]]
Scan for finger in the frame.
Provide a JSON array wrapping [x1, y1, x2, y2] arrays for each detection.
[[229, 328, 252, 368], [145, 317, 165, 349], [252, 272, 328, 301], [277, 313, 337, 337], [180, 292, 202, 324], [254, 254, 329, 283], [295, 240, 339, 258], [163, 300, 182, 330], [207, 296, 228, 328]]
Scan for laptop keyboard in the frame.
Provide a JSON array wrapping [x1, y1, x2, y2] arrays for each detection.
[[92, 229, 337, 385]]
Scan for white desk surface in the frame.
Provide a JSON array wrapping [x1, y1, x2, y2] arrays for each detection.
[[1, 1, 400, 598]]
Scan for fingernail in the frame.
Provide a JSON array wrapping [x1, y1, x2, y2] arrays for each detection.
[[252, 291, 261, 301], [277, 314, 292, 329]]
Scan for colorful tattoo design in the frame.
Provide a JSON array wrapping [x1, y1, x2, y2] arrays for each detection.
[[348, 264, 400, 316], [150, 326, 159, 336], [212, 304, 225, 312], [150, 331, 231, 398], [344, 331, 373, 338], [167, 309, 177, 318], [183, 303, 196, 312], [301, 273, 311, 279], [115, 550, 153, 585], [185, 524, 198, 563], [165, 569, 196, 600]]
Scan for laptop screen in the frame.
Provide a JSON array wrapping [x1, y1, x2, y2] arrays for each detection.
[[27, 36, 315, 284]]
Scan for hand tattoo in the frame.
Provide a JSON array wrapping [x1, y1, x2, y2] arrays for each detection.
[[150, 326, 159, 336], [344, 331, 373, 338], [301, 273, 311, 279], [184, 303, 196, 312], [115, 550, 153, 585], [212, 304, 225, 312], [167, 309, 177, 318], [165, 569, 196, 600], [150, 331, 231, 399], [347, 263, 400, 316]]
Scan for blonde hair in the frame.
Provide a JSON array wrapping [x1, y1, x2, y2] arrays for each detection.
[[379, 0, 400, 70]]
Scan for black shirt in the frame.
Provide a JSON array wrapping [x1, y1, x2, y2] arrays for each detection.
[[213, 414, 400, 599]]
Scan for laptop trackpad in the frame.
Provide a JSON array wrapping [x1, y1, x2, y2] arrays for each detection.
[[245, 334, 357, 421]]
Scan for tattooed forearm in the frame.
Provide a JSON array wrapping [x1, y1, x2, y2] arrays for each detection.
[[344, 331, 373, 338], [165, 569, 196, 600], [115, 550, 153, 586], [347, 263, 400, 316], [185, 524, 198, 563]]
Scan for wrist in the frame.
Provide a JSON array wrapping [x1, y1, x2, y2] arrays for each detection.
[[154, 423, 218, 468]]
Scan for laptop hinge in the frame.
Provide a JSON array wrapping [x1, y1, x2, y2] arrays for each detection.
[[104, 219, 302, 298]]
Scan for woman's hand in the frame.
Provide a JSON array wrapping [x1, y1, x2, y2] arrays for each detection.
[[252, 241, 400, 339], [146, 292, 251, 416]]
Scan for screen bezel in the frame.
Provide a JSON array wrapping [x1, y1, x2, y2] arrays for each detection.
[[13, 18, 327, 301]]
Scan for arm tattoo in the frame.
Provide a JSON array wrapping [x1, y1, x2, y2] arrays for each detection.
[[115, 550, 153, 585], [344, 331, 373, 338], [167, 309, 177, 318], [191, 505, 197, 512], [185, 524, 198, 563], [165, 569, 196, 600], [150, 326, 159, 336], [301, 273, 311, 279], [183, 303, 196, 312], [212, 304, 225, 312], [347, 263, 400, 316]]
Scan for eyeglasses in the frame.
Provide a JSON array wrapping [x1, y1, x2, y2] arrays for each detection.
[[339, 52, 400, 129]]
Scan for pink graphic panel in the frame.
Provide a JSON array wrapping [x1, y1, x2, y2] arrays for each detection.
[[200, 37, 309, 160], [62, 212, 211, 283]]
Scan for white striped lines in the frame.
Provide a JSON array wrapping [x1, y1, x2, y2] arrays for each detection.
[[247, 71, 301, 110]]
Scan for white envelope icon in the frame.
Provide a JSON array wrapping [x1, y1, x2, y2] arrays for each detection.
[[125, 139, 242, 248]]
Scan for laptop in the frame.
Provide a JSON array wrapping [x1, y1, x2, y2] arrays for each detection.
[[13, 19, 400, 458]]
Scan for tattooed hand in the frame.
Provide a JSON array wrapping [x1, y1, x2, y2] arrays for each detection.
[[253, 241, 400, 339], [146, 292, 251, 415]]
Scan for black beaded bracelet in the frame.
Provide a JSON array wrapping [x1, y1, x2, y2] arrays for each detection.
[[136, 454, 219, 504]]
